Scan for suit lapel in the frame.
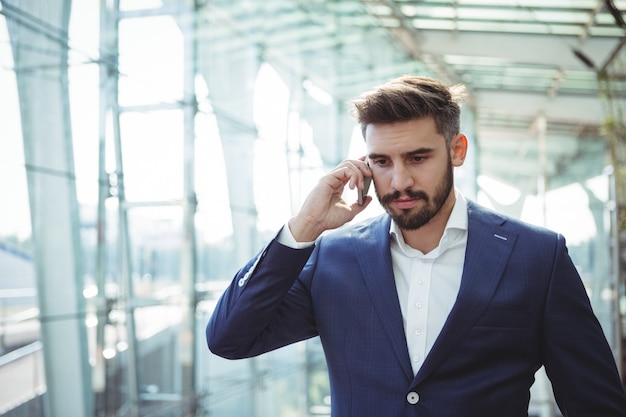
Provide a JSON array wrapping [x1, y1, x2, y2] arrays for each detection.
[[413, 202, 518, 384], [355, 216, 414, 382]]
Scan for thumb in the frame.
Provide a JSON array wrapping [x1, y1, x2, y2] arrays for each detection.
[[347, 196, 373, 218]]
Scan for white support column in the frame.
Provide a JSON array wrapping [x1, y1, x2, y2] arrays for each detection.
[[299, 86, 352, 167], [198, 34, 261, 266], [197, 9, 262, 417], [176, 0, 199, 407], [3, 1, 94, 416]]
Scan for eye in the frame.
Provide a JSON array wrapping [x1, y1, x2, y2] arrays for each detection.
[[372, 158, 389, 166]]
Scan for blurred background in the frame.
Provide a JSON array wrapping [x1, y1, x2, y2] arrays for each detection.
[[0, 0, 625, 416]]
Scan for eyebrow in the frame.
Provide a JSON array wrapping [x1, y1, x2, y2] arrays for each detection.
[[368, 147, 434, 160]]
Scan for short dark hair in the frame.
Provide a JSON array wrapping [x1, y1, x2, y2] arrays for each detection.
[[350, 75, 467, 144]]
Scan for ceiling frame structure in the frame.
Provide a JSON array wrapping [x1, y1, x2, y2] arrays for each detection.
[[194, 0, 626, 196], [363, 0, 626, 194]]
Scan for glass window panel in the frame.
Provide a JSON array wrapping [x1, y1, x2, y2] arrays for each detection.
[[455, 0, 598, 7], [127, 205, 183, 290], [119, 0, 164, 12], [405, 6, 591, 23], [69, 62, 99, 206], [396, 0, 596, 6], [502, 67, 560, 77], [543, 24, 585, 36], [379, 17, 402, 28], [253, 65, 292, 233], [118, 16, 184, 106], [458, 8, 535, 21], [457, 20, 582, 35], [0, 16, 30, 240], [444, 55, 512, 66], [366, 4, 393, 16], [194, 101, 233, 244], [595, 13, 616, 25], [402, 5, 455, 18], [589, 26, 626, 37], [119, 110, 184, 202], [412, 19, 456, 30], [530, 11, 591, 24], [68, 1, 100, 207]]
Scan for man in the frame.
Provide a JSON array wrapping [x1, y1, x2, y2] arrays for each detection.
[[207, 75, 626, 416]]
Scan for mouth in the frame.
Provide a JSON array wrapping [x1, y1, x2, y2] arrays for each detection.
[[393, 197, 420, 210]]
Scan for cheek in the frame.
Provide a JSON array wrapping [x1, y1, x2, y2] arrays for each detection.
[[371, 178, 383, 197], [371, 172, 390, 194]]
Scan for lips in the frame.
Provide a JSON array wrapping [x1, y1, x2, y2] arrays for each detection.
[[380, 190, 428, 208], [393, 198, 420, 210]]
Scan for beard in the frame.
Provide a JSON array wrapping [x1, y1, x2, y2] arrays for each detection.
[[377, 159, 454, 231]]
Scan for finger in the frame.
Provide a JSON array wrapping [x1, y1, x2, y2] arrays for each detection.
[[326, 166, 353, 190], [334, 162, 361, 190], [353, 157, 372, 181], [331, 159, 370, 193]]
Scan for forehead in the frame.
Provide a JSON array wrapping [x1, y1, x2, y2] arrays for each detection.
[[364, 118, 445, 154]]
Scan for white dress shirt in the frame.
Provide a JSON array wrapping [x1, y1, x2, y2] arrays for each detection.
[[390, 192, 467, 375], [278, 192, 468, 376]]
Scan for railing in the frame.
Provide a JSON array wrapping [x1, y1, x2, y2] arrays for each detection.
[[0, 289, 39, 355], [0, 341, 45, 415]]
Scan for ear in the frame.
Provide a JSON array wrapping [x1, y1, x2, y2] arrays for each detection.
[[450, 133, 468, 167]]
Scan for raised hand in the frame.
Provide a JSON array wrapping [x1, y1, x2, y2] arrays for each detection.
[[287, 158, 372, 242]]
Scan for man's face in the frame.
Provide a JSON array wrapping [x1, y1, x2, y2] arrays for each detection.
[[365, 118, 462, 231]]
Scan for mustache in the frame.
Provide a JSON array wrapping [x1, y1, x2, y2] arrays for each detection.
[[379, 189, 429, 205]]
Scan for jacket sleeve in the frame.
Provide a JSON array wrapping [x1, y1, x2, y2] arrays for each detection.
[[542, 234, 626, 416], [206, 235, 318, 359]]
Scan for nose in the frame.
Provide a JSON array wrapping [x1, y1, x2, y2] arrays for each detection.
[[390, 164, 414, 191]]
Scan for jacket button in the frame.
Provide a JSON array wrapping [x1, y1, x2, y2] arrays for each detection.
[[406, 391, 419, 404]]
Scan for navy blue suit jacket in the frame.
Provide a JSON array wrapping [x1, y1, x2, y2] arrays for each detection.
[[207, 201, 626, 416]]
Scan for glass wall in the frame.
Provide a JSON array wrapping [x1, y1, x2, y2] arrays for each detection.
[[0, 1, 621, 416]]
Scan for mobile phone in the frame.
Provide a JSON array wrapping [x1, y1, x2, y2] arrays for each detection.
[[358, 176, 372, 206]]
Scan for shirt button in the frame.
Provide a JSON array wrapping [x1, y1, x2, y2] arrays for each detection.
[[415, 302, 422, 309], [407, 391, 420, 404], [417, 280, 423, 285], [413, 355, 420, 362], [414, 329, 421, 335], [238, 271, 251, 287]]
